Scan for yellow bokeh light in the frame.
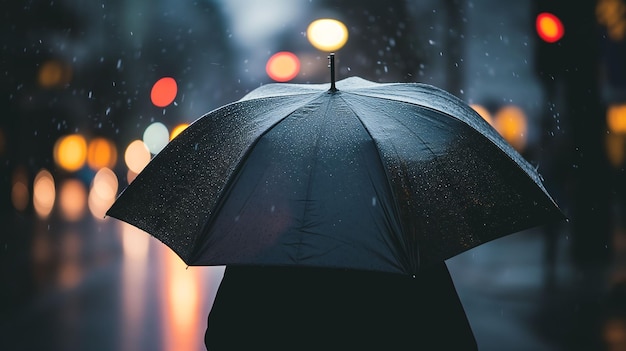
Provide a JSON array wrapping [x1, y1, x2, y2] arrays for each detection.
[[307, 19, 349, 52], [493, 105, 528, 152], [470, 104, 494, 126], [87, 137, 118, 170], [59, 179, 87, 222], [607, 104, 626, 134], [170, 124, 189, 140], [33, 169, 55, 218], [125, 140, 151, 174], [54, 134, 87, 172]]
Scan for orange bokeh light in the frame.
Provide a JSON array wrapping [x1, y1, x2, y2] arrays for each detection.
[[87, 137, 118, 170], [266, 52, 300, 82], [494, 105, 528, 152], [607, 104, 626, 134], [38, 60, 72, 88], [54, 134, 87, 172], [536, 12, 564, 43], [59, 179, 87, 221], [33, 169, 55, 218], [151, 77, 178, 107], [125, 140, 151, 174]]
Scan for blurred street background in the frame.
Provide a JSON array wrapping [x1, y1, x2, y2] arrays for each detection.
[[1, 0, 626, 350]]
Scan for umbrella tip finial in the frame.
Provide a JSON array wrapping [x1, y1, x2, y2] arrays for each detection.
[[328, 53, 337, 92]]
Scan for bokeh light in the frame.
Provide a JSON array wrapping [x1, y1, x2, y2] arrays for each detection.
[[470, 104, 494, 126], [170, 123, 189, 140], [11, 166, 29, 211], [54, 134, 87, 172], [38, 60, 72, 88], [151, 77, 178, 108], [87, 137, 118, 170], [493, 105, 528, 152], [143, 122, 170, 154], [596, 0, 626, 41], [607, 104, 626, 134], [88, 167, 118, 219], [266, 52, 300, 82], [307, 18, 349, 51], [536, 12, 564, 43], [125, 140, 151, 174], [33, 169, 55, 218], [59, 179, 87, 222]]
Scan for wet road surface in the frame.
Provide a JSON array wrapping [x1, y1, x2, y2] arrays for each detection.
[[0, 213, 619, 351]]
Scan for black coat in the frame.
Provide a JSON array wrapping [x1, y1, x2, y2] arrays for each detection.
[[205, 262, 477, 350]]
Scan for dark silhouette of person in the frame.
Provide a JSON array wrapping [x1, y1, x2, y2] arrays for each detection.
[[205, 262, 477, 350]]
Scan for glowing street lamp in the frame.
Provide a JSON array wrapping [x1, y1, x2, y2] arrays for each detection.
[[307, 19, 349, 51]]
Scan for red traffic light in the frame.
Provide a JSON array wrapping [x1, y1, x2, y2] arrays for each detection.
[[536, 12, 564, 43]]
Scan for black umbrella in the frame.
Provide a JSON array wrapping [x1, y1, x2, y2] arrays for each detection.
[[107, 55, 564, 276]]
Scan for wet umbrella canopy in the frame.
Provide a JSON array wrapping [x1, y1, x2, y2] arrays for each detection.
[[107, 56, 564, 276]]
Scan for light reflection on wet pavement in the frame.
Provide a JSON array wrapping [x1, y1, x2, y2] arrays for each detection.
[[0, 214, 619, 351]]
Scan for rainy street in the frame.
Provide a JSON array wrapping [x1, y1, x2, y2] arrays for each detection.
[[1, 213, 621, 350], [2, 0, 626, 350]]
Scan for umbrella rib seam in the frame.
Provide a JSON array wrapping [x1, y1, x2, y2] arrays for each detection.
[[295, 96, 335, 264], [338, 93, 419, 273], [190, 93, 326, 263], [344, 90, 554, 202]]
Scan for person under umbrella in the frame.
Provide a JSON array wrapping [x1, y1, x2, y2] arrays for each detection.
[[107, 55, 564, 350], [206, 263, 477, 350]]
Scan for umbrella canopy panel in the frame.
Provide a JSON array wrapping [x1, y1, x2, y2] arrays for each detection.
[[191, 90, 561, 274], [107, 93, 323, 262], [108, 77, 563, 276]]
